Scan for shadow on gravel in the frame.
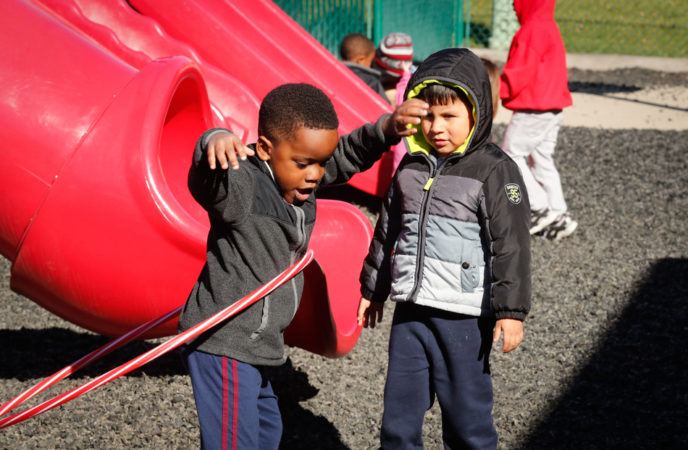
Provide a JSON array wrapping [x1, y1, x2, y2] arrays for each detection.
[[521, 258, 688, 450], [0, 332, 348, 447], [271, 359, 349, 450], [0, 328, 185, 380], [567, 81, 687, 112], [568, 81, 641, 95]]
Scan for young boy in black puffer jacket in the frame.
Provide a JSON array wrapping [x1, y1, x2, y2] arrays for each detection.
[[358, 48, 532, 449]]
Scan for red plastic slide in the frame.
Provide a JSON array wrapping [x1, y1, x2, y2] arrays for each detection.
[[0, 0, 390, 357]]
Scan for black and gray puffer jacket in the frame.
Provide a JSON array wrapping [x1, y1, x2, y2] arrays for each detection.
[[359, 48, 531, 320], [180, 115, 398, 366]]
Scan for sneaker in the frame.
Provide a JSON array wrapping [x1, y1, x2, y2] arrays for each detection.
[[529, 209, 559, 235], [543, 212, 578, 241]]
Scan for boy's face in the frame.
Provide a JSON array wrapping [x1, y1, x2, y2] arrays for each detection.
[[257, 127, 339, 205], [420, 98, 474, 157]]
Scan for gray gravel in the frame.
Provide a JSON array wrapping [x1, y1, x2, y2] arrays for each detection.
[[1, 68, 687, 449]]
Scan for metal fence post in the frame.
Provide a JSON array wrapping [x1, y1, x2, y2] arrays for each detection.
[[373, 0, 383, 45], [455, 0, 466, 47], [489, 0, 518, 50], [366, 0, 374, 39]]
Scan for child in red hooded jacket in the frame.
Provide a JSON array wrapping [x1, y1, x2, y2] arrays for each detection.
[[500, 0, 577, 240]]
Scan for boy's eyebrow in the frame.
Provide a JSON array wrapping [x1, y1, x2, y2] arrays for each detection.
[[293, 154, 332, 164], [294, 155, 332, 164]]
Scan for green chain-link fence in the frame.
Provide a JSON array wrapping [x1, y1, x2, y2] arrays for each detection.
[[274, 0, 688, 59], [273, 0, 466, 61], [275, 0, 373, 57], [454, 0, 688, 57]]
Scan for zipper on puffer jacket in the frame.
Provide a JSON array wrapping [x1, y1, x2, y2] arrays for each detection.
[[407, 158, 437, 301]]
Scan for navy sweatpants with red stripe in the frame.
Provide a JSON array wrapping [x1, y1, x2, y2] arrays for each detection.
[[185, 349, 282, 450]]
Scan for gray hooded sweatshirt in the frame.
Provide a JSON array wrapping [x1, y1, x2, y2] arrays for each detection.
[[180, 116, 398, 366]]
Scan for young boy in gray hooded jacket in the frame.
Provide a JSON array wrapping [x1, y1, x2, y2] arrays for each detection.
[[358, 48, 532, 449], [180, 83, 427, 450]]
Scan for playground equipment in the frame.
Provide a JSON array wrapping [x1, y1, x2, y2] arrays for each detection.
[[0, 0, 390, 358]]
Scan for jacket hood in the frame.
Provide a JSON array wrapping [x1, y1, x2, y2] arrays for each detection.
[[514, 0, 555, 24], [404, 48, 492, 157]]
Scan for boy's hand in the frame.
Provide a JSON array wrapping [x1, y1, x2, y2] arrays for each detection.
[[383, 99, 429, 138], [493, 318, 524, 353], [357, 297, 384, 329], [207, 131, 255, 170]]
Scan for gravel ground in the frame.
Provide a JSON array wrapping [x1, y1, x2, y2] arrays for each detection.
[[1, 68, 687, 449]]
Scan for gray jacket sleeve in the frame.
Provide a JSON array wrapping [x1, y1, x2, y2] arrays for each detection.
[[482, 159, 532, 320], [359, 171, 402, 302], [187, 128, 254, 224], [320, 114, 400, 186]]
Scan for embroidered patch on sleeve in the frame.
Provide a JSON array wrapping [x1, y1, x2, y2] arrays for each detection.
[[505, 183, 522, 205]]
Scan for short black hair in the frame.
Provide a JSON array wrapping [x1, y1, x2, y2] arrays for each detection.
[[339, 33, 375, 61], [258, 83, 339, 142], [419, 83, 473, 110]]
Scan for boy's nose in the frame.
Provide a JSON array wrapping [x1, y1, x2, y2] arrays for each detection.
[[431, 120, 445, 133], [307, 165, 325, 182]]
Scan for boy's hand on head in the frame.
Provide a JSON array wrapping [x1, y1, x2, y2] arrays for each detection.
[[493, 318, 524, 353], [384, 99, 429, 138], [357, 297, 384, 329], [207, 132, 255, 170]]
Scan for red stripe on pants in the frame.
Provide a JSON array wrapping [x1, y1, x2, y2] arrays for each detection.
[[222, 357, 229, 450], [231, 359, 239, 450], [221, 358, 240, 450]]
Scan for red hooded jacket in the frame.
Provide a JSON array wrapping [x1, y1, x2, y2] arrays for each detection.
[[500, 0, 573, 111]]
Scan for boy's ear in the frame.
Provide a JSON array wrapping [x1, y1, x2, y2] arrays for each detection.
[[255, 135, 274, 161], [352, 51, 375, 68]]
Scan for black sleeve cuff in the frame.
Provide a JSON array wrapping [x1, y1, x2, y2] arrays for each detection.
[[494, 311, 527, 321]]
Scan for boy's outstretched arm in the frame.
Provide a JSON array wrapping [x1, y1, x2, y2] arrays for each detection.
[[188, 129, 255, 224], [320, 99, 428, 186], [482, 158, 532, 352], [358, 169, 402, 324]]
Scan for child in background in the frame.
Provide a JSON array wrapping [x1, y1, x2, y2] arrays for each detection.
[[373, 32, 415, 106], [481, 57, 500, 119], [373, 32, 415, 174], [340, 33, 388, 101], [358, 48, 531, 449], [180, 83, 428, 450], [500, 0, 577, 240]]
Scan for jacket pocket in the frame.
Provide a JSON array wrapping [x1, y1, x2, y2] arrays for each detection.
[[249, 296, 270, 340], [460, 243, 482, 293]]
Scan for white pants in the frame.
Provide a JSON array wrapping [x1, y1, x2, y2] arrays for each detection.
[[502, 111, 568, 214]]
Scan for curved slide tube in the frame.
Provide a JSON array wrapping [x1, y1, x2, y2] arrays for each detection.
[[37, 0, 396, 194], [0, 0, 374, 358]]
